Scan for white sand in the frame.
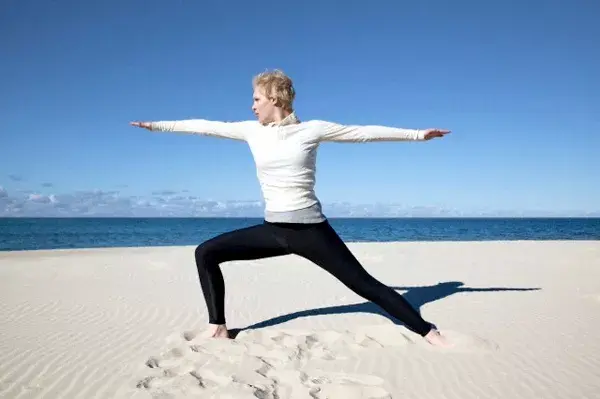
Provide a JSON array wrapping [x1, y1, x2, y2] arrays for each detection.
[[1, 240, 599, 398]]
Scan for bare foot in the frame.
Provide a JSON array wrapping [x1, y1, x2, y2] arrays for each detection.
[[207, 324, 230, 339], [424, 328, 452, 348]]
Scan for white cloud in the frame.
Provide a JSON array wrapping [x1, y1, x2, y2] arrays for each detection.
[[27, 193, 57, 204], [0, 188, 598, 217], [0, 189, 265, 217]]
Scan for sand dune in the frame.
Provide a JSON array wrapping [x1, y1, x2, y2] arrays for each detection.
[[1, 241, 599, 398]]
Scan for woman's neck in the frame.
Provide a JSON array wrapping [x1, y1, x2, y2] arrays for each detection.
[[264, 109, 298, 126], [271, 109, 292, 123]]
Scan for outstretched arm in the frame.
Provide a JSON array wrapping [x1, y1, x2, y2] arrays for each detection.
[[130, 119, 256, 141], [316, 121, 450, 143]]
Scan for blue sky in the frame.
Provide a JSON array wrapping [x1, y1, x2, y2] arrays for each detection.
[[1, 0, 598, 217]]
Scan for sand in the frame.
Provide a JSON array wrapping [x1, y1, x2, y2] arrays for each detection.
[[1, 240, 599, 398]]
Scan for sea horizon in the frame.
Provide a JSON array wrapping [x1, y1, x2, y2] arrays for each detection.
[[2, 216, 599, 252], [2, 216, 600, 219]]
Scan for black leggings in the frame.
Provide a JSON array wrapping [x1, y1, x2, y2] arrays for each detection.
[[194, 220, 433, 336]]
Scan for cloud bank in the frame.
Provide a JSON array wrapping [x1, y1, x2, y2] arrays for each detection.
[[0, 187, 597, 218]]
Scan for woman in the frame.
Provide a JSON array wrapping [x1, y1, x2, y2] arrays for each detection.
[[130, 69, 451, 346]]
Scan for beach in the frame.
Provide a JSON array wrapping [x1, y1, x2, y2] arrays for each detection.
[[1, 240, 599, 398]]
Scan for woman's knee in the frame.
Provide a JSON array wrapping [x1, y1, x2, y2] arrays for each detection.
[[194, 240, 219, 268]]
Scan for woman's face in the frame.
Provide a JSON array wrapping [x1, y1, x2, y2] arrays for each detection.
[[252, 87, 276, 125]]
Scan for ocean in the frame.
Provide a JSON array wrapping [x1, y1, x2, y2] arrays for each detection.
[[1, 217, 599, 252]]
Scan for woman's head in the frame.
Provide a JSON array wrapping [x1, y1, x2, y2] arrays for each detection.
[[252, 69, 295, 124]]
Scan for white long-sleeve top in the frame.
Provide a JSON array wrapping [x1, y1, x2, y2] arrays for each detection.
[[150, 113, 426, 222]]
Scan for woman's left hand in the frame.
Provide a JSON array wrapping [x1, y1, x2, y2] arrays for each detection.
[[423, 129, 451, 140]]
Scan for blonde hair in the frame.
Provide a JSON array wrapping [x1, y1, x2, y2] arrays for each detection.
[[252, 69, 295, 111]]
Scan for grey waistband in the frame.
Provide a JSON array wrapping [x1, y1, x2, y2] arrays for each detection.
[[264, 202, 327, 224]]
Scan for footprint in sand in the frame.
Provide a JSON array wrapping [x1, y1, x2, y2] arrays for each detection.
[[135, 327, 394, 398], [270, 370, 391, 399], [133, 325, 497, 397]]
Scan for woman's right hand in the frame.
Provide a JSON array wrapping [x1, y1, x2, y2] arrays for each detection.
[[129, 121, 152, 130]]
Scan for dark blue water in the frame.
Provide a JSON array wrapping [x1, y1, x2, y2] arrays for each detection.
[[1, 217, 599, 251]]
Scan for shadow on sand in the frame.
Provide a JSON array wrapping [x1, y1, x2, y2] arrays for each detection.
[[228, 281, 540, 338]]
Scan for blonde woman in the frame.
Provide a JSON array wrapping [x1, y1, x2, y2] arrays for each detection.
[[130, 70, 451, 346]]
